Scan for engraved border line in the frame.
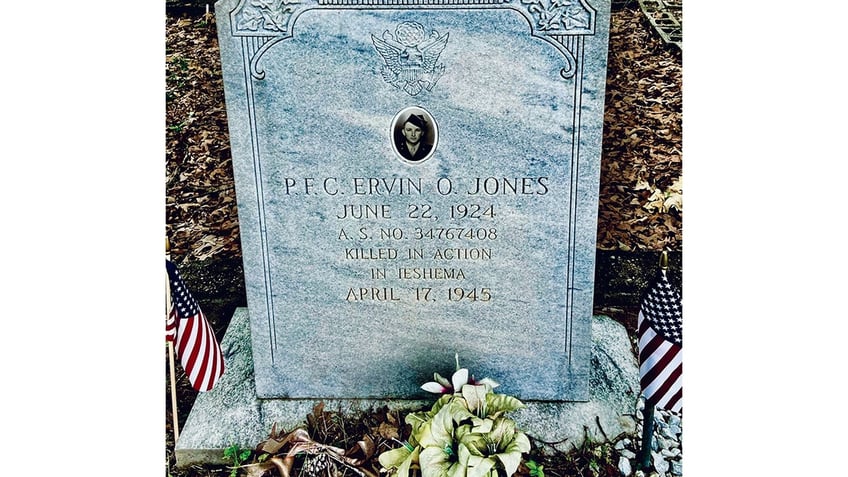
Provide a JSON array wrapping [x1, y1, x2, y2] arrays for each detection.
[[242, 36, 279, 364], [566, 34, 584, 365]]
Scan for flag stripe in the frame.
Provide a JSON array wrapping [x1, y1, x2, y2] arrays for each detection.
[[200, 338, 219, 391], [650, 371, 682, 412], [167, 260, 225, 392], [180, 316, 201, 379], [660, 373, 682, 409], [197, 324, 221, 391], [638, 330, 666, 364], [640, 338, 681, 388], [184, 318, 205, 387], [643, 360, 681, 403], [639, 324, 682, 399], [660, 385, 683, 412], [166, 309, 177, 343], [194, 328, 211, 391], [166, 270, 175, 342]]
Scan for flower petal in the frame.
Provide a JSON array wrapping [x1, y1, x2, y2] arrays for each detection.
[[452, 368, 469, 392], [467, 456, 496, 477], [420, 447, 451, 477], [422, 381, 449, 394], [446, 396, 476, 424], [435, 373, 452, 389], [474, 377, 500, 390], [447, 460, 468, 477], [461, 384, 488, 417], [430, 394, 454, 416]]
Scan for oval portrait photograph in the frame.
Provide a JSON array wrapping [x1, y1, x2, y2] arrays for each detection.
[[391, 106, 438, 164]]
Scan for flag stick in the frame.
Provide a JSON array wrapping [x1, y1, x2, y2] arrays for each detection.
[[168, 341, 181, 441], [166, 238, 180, 442], [638, 402, 655, 470]]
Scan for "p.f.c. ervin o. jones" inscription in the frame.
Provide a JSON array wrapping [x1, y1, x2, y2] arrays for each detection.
[[215, 0, 611, 401]]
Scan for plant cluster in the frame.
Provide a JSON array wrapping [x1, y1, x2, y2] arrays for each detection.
[[209, 355, 640, 477], [378, 356, 530, 477], [224, 444, 253, 477]]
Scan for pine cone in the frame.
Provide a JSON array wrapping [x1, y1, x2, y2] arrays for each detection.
[[302, 452, 331, 477]]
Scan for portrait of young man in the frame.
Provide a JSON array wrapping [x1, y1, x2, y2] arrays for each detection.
[[393, 110, 436, 162]]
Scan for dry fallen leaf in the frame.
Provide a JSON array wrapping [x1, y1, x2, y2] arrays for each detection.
[[372, 421, 400, 440]]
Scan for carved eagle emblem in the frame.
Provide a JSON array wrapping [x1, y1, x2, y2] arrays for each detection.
[[371, 21, 449, 96]]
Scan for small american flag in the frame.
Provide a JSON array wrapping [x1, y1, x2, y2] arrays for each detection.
[[638, 267, 682, 412], [166, 260, 225, 392]]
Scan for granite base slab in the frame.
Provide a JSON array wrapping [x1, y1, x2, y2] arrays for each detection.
[[175, 308, 639, 467]]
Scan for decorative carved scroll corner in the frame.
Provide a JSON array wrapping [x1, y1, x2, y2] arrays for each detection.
[[231, 0, 307, 36], [549, 35, 578, 78], [518, 0, 595, 35], [512, 0, 596, 79], [229, 0, 313, 80], [248, 37, 288, 80]]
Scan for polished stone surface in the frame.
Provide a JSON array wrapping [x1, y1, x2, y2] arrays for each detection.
[[215, 0, 611, 400]]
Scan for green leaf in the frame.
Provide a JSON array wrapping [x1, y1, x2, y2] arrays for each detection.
[[223, 445, 237, 459], [421, 405, 454, 448], [495, 450, 523, 477], [380, 446, 413, 470], [411, 419, 434, 448], [430, 394, 455, 416], [471, 417, 493, 434], [223, 444, 249, 466], [398, 446, 421, 477], [526, 460, 543, 477], [445, 396, 476, 424], [488, 417, 516, 450], [459, 432, 487, 456], [486, 393, 524, 415]]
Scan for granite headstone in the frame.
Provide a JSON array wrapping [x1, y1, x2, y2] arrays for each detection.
[[215, 0, 611, 401]]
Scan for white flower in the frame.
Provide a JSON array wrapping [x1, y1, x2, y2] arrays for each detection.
[[421, 354, 499, 394]]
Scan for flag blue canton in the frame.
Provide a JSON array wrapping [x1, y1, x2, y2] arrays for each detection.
[[640, 273, 682, 346], [167, 260, 200, 318]]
